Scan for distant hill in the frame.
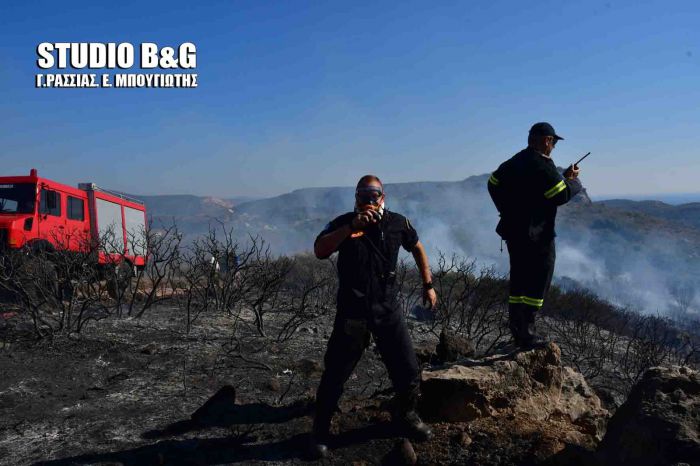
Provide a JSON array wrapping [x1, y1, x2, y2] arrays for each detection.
[[135, 194, 260, 223], [594, 192, 700, 205], [134, 174, 700, 313], [135, 194, 236, 235], [597, 200, 700, 231]]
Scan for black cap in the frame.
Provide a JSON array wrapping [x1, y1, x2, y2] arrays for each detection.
[[529, 122, 564, 140]]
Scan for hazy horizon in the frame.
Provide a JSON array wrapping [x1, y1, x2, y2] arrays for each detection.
[[127, 176, 700, 206], [2, 1, 699, 199], [7, 165, 698, 205]]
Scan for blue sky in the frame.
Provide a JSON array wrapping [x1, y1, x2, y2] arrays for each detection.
[[1, 0, 699, 198]]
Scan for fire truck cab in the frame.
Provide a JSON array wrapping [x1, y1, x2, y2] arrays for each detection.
[[0, 169, 147, 268]]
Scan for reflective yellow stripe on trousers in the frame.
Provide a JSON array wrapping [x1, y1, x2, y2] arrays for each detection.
[[508, 296, 544, 308]]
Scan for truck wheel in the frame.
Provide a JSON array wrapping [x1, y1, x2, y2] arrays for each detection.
[[0, 253, 19, 304], [106, 261, 134, 299], [23, 254, 61, 303]]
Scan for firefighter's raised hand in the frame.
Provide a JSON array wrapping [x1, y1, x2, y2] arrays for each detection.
[[351, 210, 375, 230], [423, 287, 437, 310], [564, 164, 580, 180]]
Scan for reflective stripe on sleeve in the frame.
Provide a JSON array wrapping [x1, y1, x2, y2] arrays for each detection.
[[488, 174, 500, 186], [544, 180, 566, 199]]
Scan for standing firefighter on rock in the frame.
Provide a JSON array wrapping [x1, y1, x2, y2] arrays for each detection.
[[309, 175, 437, 459], [488, 122, 582, 348]]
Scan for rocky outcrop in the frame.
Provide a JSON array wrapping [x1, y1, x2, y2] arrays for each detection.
[[382, 438, 417, 465], [414, 330, 475, 365], [435, 329, 475, 363], [419, 342, 609, 458], [597, 365, 700, 466]]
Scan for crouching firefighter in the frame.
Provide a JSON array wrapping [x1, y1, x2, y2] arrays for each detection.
[[487, 122, 582, 348], [309, 174, 438, 459]]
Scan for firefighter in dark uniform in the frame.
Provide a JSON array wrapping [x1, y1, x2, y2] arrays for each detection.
[[309, 174, 438, 459], [488, 122, 582, 348]]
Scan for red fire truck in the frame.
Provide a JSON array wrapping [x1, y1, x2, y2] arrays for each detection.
[[0, 169, 147, 269]]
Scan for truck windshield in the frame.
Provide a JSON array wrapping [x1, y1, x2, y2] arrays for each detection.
[[0, 183, 36, 214]]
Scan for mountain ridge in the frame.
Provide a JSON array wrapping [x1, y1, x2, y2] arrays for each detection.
[[597, 199, 700, 231], [132, 173, 700, 313]]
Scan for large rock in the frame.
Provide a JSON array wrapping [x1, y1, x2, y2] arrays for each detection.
[[414, 344, 437, 365], [382, 438, 417, 465], [419, 342, 609, 456], [435, 329, 475, 363], [597, 365, 700, 466]]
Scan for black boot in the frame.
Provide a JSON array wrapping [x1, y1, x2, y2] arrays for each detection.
[[308, 409, 332, 459], [393, 387, 433, 442], [508, 306, 524, 346], [518, 308, 547, 348], [398, 410, 433, 442]]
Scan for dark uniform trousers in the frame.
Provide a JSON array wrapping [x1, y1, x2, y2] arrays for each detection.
[[488, 146, 581, 341], [506, 237, 556, 324], [312, 210, 423, 437], [314, 310, 420, 434]]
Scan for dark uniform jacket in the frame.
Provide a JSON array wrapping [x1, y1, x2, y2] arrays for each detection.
[[315, 210, 419, 320], [488, 147, 582, 242]]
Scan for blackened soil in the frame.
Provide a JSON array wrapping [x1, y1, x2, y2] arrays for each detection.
[[0, 307, 585, 465], [1, 306, 440, 465]]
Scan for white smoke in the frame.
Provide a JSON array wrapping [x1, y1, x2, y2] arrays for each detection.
[[231, 176, 699, 317]]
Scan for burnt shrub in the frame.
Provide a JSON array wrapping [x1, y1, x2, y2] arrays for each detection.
[[274, 253, 337, 342], [0, 241, 109, 337], [544, 284, 700, 396], [413, 253, 510, 354]]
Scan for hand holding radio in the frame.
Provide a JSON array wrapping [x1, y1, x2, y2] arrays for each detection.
[[352, 208, 382, 230]]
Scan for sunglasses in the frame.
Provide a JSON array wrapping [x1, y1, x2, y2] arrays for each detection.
[[356, 187, 383, 204]]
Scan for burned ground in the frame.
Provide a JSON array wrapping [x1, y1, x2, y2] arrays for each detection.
[[0, 305, 597, 466], [1, 305, 437, 465], [2, 229, 699, 465]]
